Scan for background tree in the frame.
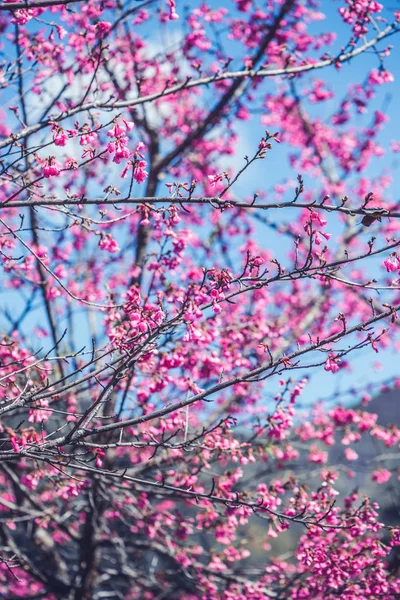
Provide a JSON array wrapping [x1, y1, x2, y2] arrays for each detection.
[[0, 0, 400, 598]]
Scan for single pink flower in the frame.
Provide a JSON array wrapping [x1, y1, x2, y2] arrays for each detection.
[[345, 447, 359, 461], [371, 468, 392, 484]]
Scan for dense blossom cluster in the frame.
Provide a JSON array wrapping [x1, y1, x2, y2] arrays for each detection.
[[0, 0, 399, 598]]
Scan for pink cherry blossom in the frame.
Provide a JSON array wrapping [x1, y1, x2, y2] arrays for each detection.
[[0, 2, 399, 598], [344, 447, 359, 461], [371, 468, 392, 484], [99, 234, 120, 253], [324, 353, 341, 373], [42, 156, 61, 177], [384, 254, 398, 272]]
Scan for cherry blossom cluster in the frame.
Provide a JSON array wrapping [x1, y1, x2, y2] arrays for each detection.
[[0, 0, 399, 598]]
